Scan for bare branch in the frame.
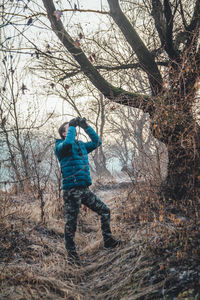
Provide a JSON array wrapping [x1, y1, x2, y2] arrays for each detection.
[[107, 0, 163, 95], [187, 0, 200, 32], [4, 8, 109, 21], [152, 0, 166, 46], [163, 0, 179, 59], [152, 0, 179, 60], [41, 0, 152, 112], [59, 61, 169, 81]]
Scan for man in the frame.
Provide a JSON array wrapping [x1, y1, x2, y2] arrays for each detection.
[[54, 117, 121, 264]]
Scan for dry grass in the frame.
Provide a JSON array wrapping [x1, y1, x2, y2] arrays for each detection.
[[0, 182, 200, 300]]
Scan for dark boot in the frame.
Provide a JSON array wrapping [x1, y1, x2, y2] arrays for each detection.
[[100, 210, 121, 249], [64, 230, 80, 265], [104, 237, 122, 249]]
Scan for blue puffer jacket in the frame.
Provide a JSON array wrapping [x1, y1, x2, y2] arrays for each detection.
[[54, 126, 102, 190]]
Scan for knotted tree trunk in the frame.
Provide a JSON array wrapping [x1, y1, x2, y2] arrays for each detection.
[[156, 108, 200, 206], [152, 57, 200, 207]]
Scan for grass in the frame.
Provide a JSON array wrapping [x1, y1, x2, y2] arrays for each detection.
[[0, 181, 200, 299]]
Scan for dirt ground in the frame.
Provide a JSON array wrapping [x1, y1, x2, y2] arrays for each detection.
[[0, 182, 200, 299]]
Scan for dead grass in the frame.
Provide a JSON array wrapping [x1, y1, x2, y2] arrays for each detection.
[[0, 182, 200, 300]]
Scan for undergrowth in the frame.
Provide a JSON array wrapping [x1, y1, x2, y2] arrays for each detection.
[[0, 181, 200, 300]]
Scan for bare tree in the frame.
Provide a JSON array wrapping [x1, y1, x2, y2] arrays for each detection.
[[2, 1, 200, 207], [41, 0, 200, 207], [105, 104, 167, 182], [0, 42, 56, 223]]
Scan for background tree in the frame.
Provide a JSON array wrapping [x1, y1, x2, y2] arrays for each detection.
[[105, 104, 167, 183], [41, 0, 200, 209], [0, 36, 57, 220]]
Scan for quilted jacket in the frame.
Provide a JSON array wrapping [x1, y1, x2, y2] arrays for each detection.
[[54, 126, 102, 190]]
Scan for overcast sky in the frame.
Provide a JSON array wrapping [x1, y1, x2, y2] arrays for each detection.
[[2, 0, 111, 122], [59, 0, 109, 31]]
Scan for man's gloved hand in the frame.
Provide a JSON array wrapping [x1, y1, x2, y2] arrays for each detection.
[[69, 117, 80, 127], [79, 117, 88, 129]]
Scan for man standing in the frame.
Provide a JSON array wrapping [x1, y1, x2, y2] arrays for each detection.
[[54, 117, 121, 264]]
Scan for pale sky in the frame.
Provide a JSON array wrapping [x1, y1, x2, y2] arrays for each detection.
[[2, 0, 110, 120]]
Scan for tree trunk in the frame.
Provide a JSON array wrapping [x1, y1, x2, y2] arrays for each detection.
[[108, 0, 163, 95], [164, 138, 200, 205], [157, 103, 200, 209], [93, 147, 112, 177]]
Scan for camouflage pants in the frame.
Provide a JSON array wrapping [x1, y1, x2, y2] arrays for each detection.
[[63, 187, 112, 253]]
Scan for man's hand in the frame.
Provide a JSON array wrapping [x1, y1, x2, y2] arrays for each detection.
[[79, 117, 88, 129], [69, 117, 80, 127]]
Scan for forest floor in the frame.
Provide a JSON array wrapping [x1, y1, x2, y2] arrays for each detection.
[[0, 179, 200, 300]]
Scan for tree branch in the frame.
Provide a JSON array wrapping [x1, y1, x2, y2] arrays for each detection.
[[107, 0, 163, 95], [59, 61, 169, 81], [187, 0, 200, 32], [174, 0, 200, 52], [176, 0, 200, 52], [163, 0, 179, 59], [152, 0, 179, 60], [152, 0, 166, 46], [41, 0, 154, 113], [4, 8, 109, 20], [179, 0, 188, 30]]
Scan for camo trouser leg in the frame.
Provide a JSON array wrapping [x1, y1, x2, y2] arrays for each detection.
[[63, 187, 112, 252], [80, 187, 112, 242], [63, 188, 81, 253]]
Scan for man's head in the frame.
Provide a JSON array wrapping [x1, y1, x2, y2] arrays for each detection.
[[58, 122, 69, 140]]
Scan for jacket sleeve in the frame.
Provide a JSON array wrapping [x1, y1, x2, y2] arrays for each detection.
[[84, 126, 102, 154], [55, 126, 76, 155]]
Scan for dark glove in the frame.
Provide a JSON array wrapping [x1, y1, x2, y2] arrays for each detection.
[[79, 117, 88, 129], [69, 117, 80, 127]]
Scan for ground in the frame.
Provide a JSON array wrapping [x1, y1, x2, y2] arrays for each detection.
[[0, 180, 200, 299]]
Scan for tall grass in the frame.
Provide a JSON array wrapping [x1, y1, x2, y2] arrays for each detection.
[[0, 179, 199, 299]]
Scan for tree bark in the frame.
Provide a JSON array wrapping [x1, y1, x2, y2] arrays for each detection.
[[153, 66, 200, 207], [161, 123, 200, 207]]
